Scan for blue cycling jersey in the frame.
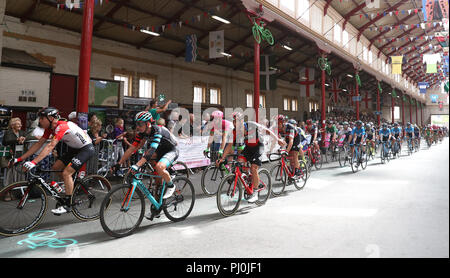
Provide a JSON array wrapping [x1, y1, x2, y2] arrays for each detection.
[[351, 127, 366, 137], [405, 126, 414, 133], [379, 128, 391, 137], [391, 127, 402, 134]]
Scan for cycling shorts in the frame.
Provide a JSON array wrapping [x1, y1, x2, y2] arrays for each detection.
[[241, 143, 263, 166], [60, 143, 95, 171]]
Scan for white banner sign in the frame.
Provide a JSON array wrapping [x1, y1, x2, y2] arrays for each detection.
[[209, 30, 224, 59]]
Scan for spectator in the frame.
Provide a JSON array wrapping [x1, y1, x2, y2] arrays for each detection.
[[145, 99, 172, 123], [113, 118, 127, 163], [156, 118, 166, 127], [88, 119, 106, 146], [2, 118, 28, 154]]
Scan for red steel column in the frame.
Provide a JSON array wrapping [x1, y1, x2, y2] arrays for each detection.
[[77, 0, 95, 120], [401, 94, 405, 125], [321, 52, 327, 146], [409, 96, 412, 123], [421, 103, 423, 126], [391, 94, 395, 124], [415, 100, 418, 125], [376, 82, 381, 126], [253, 18, 261, 122], [355, 71, 360, 121]]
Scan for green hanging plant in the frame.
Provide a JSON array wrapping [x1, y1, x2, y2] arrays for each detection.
[[445, 81, 449, 93], [378, 82, 383, 92], [403, 95, 408, 102], [392, 89, 397, 98]]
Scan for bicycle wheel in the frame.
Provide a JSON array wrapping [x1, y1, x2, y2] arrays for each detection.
[[361, 149, 368, 170], [269, 163, 286, 197], [99, 184, 145, 238], [350, 149, 359, 173], [201, 164, 226, 196], [294, 161, 308, 190], [72, 175, 112, 221], [313, 149, 323, 170], [216, 174, 242, 217], [0, 181, 47, 236], [252, 25, 262, 44], [262, 28, 274, 45], [338, 146, 348, 167], [163, 177, 195, 222], [170, 161, 190, 178], [254, 168, 272, 206]]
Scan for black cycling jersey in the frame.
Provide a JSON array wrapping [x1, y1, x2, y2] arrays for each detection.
[[132, 125, 178, 160]]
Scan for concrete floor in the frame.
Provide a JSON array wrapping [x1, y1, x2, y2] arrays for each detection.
[[0, 138, 448, 258]]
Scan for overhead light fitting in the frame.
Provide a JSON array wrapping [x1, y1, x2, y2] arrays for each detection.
[[282, 44, 293, 51], [325, 83, 330, 87], [347, 74, 353, 78], [212, 15, 231, 24], [221, 52, 232, 57], [140, 29, 160, 37]]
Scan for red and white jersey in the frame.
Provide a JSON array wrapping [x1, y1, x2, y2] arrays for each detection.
[[43, 120, 92, 149]]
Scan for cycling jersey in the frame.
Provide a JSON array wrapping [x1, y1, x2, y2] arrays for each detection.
[[325, 125, 338, 134], [210, 119, 234, 144], [285, 124, 307, 151], [379, 128, 391, 141], [351, 127, 365, 144], [405, 126, 414, 137], [391, 127, 402, 138], [43, 120, 92, 149], [133, 125, 178, 166], [351, 127, 366, 137]]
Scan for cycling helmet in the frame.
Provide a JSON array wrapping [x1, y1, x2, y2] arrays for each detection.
[[38, 107, 60, 119], [356, 120, 363, 126], [277, 115, 286, 122], [382, 123, 387, 128], [407, 122, 411, 126], [287, 119, 297, 126], [306, 119, 312, 125], [211, 110, 224, 119], [135, 111, 153, 122], [343, 121, 349, 126], [394, 123, 398, 126], [231, 111, 243, 120]]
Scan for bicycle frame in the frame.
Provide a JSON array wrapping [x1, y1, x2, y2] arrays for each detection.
[[122, 172, 167, 212]]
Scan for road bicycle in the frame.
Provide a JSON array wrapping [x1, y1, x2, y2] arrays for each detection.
[[99, 162, 195, 238], [380, 140, 391, 164], [0, 165, 111, 236], [350, 143, 368, 173], [414, 137, 421, 152], [251, 19, 274, 45], [406, 137, 414, 156], [391, 138, 401, 159], [200, 151, 237, 196], [216, 154, 271, 217], [304, 143, 323, 171], [338, 142, 352, 168], [269, 150, 308, 197], [324, 134, 339, 163]]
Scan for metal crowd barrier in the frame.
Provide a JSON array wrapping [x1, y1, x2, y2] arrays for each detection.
[[0, 138, 138, 187]]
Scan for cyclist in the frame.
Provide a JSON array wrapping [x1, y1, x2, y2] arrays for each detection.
[[350, 120, 366, 155], [390, 123, 402, 153], [204, 110, 234, 161], [283, 119, 308, 178], [118, 111, 179, 204], [404, 122, 415, 150], [378, 123, 391, 152], [365, 123, 376, 156], [11, 107, 95, 215], [219, 112, 285, 203], [413, 124, 421, 146], [305, 119, 321, 153], [325, 120, 338, 144]]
